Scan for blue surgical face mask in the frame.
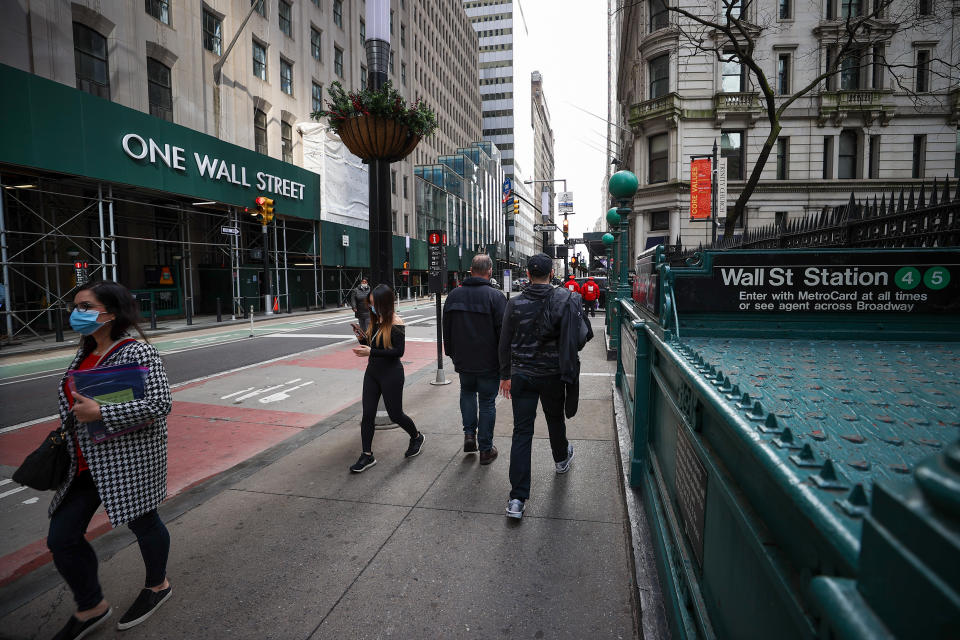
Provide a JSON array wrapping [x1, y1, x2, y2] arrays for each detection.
[[370, 305, 378, 316], [69, 308, 109, 335]]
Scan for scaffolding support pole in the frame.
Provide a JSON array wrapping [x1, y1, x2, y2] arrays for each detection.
[[39, 191, 53, 329], [282, 218, 290, 313], [186, 207, 194, 321], [273, 220, 280, 312], [313, 220, 320, 309], [97, 184, 108, 280], [108, 185, 117, 281], [231, 207, 239, 320], [0, 176, 14, 338]]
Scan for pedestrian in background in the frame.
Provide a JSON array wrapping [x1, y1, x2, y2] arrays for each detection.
[[350, 278, 372, 331], [563, 274, 580, 295], [47, 281, 174, 639], [581, 276, 601, 318], [443, 254, 507, 465], [499, 254, 593, 519], [350, 284, 425, 472]]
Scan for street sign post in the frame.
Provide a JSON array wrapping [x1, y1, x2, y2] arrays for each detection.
[[717, 157, 728, 218], [503, 268, 512, 294], [567, 237, 585, 245], [502, 177, 512, 203], [220, 226, 240, 236], [534, 223, 557, 232], [558, 191, 574, 213], [427, 229, 451, 386]]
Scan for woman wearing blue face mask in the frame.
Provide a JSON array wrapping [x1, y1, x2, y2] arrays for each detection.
[[349, 284, 424, 472], [47, 281, 173, 640]]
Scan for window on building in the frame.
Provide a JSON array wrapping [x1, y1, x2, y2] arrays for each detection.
[[775, 211, 788, 228], [868, 135, 881, 178], [360, 19, 365, 42], [917, 50, 930, 92], [721, 52, 744, 92], [311, 81, 323, 113], [146, 0, 170, 24], [333, 0, 343, 27], [778, 0, 791, 18], [390, 10, 394, 35], [776, 137, 789, 180], [279, 1, 292, 35], [281, 121, 293, 163], [147, 57, 173, 121], [252, 0, 265, 17], [721, 130, 744, 180], [253, 40, 267, 79], [913, 134, 926, 178], [838, 129, 858, 179], [839, 50, 862, 90], [334, 46, 343, 77], [840, 0, 862, 18], [649, 54, 669, 99], [361, 65, 367, 90], [391, 170, 397, 194], [73, 22, 110, 99], [202, 9, 222, 55], [404, 214, 410, 234], [649, 210, 669, 231], [392, 210, 397, 231], [403, 176, 409, 199], [311, 28, 322, 60], [919, 0, 933, 15], [776, 53, 791, 94], [280, 58, 293, 95], [872, 46, 885, 88], [401, 24, 406, 47], [254, 108, 267, 154], [401, 62, 407, 86], [648, 134, 668, 183], [823, 136, 834, 179], [390, 51, 394, 75], [650, 0, 669, 31]]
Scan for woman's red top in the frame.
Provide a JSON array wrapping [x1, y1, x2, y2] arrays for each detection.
[[65, 352, 101, 473]]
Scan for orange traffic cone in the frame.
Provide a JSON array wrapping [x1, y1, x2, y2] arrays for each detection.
[[273, 296, 279, 312]]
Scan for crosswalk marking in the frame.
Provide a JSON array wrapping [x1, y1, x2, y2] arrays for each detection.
[[0, 486, 27, 500]]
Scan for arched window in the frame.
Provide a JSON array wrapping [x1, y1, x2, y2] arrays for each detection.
[[74, 22, 109, 99]]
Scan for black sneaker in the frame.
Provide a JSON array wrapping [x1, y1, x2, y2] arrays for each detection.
[[463, 432, 478, 453], [405, 432, 425, 458], [117, 586, 172, 630], [350, 453, 377, 473], [51, 607, 112, 640]]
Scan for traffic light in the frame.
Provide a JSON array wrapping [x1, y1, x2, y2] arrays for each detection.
[[513, 196, 520, 216], [562, 218, 569, 235], [403, 260, 409, 270], [571, 256, 578, 269], [253, 196, 275, 224]]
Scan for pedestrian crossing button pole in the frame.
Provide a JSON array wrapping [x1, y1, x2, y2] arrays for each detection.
[[426, 230, 451, 386]]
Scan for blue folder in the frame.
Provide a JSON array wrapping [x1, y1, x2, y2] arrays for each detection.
[[68, 364, 150, 443]]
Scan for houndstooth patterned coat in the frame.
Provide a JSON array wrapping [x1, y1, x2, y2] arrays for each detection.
[[49, 339, 172, 527]]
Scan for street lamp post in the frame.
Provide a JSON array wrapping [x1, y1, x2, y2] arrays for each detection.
[[606, 170, 639, 358], [365, 0, 393, 289], [602, 230, 615, 338]]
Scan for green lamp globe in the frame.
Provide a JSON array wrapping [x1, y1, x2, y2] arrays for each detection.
[[608, 170, 639, 200], [602, 232, 615, 246], [606, 207, 621, 227]]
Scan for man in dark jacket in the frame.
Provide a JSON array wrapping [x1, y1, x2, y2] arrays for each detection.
[[498, 253, 592, 519], [349, 278, 371, 331], [443, 254, 507, 464]]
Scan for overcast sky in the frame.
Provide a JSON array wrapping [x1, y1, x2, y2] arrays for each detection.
[[522, 0, 609, 239]]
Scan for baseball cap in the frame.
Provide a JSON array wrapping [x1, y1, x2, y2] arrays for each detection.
[[526, 253, 553, 277]]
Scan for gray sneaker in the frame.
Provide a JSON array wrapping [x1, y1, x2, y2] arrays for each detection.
[[505, 498, 525, 519], [555, 443, 574, 474]]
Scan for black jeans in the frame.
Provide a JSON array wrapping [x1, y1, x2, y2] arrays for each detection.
[[47, 471, 170, 610], [508, 373, 569, 501], [360, 361, 418, 453]]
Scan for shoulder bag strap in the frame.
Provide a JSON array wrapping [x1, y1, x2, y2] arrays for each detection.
[[94, 337, 138, 367]]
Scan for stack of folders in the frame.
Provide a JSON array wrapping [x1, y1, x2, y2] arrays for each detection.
[[68, 364, 150, 443]]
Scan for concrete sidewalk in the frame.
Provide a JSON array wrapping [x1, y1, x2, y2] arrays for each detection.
[[0, 326, 640, 639]]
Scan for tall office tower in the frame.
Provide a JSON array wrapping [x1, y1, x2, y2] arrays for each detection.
[[531, 70, 555, 252], [462, 0, 535, 187]]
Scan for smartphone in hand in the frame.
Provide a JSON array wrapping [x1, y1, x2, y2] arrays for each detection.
[[351, 323, 367, 344]]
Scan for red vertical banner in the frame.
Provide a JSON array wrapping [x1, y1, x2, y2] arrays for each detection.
[[690, 159, 712, 220]]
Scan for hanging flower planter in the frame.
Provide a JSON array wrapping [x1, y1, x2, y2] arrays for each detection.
[[338, 115, 421, 162], [311, 81, 437, 162]]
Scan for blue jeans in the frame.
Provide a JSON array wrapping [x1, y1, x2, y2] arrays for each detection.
[[459, 372, 499, 451], [508, 373, 569, 501]]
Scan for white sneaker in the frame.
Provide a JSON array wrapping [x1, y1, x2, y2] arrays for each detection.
[[505, 498, 525, 519], [555, 444, 574, 474]]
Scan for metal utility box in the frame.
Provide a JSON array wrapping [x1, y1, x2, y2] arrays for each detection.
[[617, 246, 960, 639]]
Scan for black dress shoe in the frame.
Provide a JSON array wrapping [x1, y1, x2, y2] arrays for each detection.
[[479, 446, 499, 465], [51, 607, 111, 640], [463, 433, 478, 453]]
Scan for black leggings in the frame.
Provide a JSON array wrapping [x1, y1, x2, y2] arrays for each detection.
[[360, 361, 418, 452]]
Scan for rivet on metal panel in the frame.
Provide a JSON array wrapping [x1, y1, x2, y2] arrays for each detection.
[[726, 384, 741, 400], [758, 413, 783, 434], [711, 370, 724, 386], [719, 377, 733, 394], [836, 484, 870, 518], [812, 459, 849, 490], [773, 427, 801, 450], [790, 444, 822, 468], [736, 393, 752, 410], [748, 401, 765, 421]]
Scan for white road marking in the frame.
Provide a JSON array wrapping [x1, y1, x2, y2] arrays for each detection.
[[258, 380, 316, 404], [232, 379, 301, 403], [580, 372, 615, 376], [220, 387, 255, 399], [22, 497, 39, 505], [0, 486, 27, 500], [0, 479, 12, 486]]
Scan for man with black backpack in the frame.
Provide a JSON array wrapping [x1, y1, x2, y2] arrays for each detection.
[[498, 253, 593, 520]]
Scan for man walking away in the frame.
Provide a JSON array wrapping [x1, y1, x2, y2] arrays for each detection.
[[443, 254, 507, 465], [563, 274, 580, 295], [350, 278, 372, 331], [581, 276, 600, 317], [499, 254, 593, 519]]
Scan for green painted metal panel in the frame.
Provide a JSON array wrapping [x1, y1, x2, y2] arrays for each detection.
[[0, 63, 321, 220]]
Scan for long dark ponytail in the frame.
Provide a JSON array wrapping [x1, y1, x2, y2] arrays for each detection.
[[76, 280, 148, 352]]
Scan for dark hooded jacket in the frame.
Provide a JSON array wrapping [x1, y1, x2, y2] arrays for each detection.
[[350, 284, 371, 317], [498, 283, 593, 383], [442, 276, 507, 374]]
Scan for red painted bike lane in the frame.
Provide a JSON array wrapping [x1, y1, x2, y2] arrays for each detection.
[[0, 340, 437, 586]]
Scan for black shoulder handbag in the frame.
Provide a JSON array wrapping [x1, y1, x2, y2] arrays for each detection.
[[13, 425, 70, 491]]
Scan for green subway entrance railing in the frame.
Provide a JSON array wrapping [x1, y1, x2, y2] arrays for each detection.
[[615, 245, 960, 639]]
